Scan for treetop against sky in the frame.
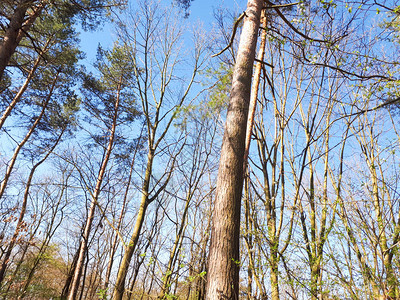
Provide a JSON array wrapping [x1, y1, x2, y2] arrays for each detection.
[[78, 0, 247, 65]]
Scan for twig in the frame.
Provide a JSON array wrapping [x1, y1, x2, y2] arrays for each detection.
[[212, 12, 246, 58], [266, 1, 301, 9], [254, 58, 274, 68]]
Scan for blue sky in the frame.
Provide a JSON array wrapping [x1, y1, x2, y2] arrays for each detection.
[[78, 0, 246, 66]]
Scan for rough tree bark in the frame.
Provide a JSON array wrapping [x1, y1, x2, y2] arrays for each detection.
[[205, 0, 264, 299], [0, 0, 44, 81]]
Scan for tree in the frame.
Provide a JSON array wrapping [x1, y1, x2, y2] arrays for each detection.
[[158, 112, 217, 299], [205, 0, 264, 299], [112, 2, 208, 297], [0, 0, 40, 81], [66, 42, 139, 300], [0, 0, 124, 81], [0, 10, 80, 283], [334, 106, 400, 299]]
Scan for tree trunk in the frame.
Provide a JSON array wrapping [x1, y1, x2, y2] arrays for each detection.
[[0, 0, 43, 80], [369, 154, 399, 299], [103, 152, 137, 293], [67, 81, 122, 300], [243, 9, 267, 169], [205, 0, 263, 299], [0, 45, 46, 131], [112, 151, 153, 300]]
